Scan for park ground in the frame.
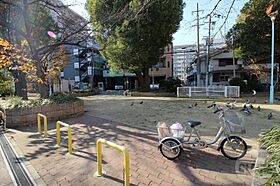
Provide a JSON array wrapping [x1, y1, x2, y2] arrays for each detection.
[[2, 94, 280, 185]]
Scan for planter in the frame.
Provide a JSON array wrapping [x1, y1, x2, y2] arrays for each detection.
[[4, 100, 84, 128]]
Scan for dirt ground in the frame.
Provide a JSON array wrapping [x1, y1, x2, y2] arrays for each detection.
[[81, 94, 280, 157]]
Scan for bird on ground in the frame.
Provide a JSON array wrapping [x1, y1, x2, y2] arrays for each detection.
[[207, 102, 216, 108], [139, 101, 143, 104], [257, 106, 261, 111], [249, 104, 254, 109], [264, 100, 268, 104], [188, 105, 193, 108], [268, 113, 273, 120], [194, 102, 198, 107], [130, 102, 134, 106], [226, 100, 236, 109]]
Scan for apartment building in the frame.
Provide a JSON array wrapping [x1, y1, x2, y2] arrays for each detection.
[[48, 0, 105, 91], [148, 43, 173, 86]]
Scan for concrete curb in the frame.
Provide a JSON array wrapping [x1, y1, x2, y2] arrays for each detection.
[[4, 130, 46, 186]]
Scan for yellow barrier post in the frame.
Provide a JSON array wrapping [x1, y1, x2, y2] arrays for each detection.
[[56, 121, 72, 154], [37, 114, 48, 138], [95, 138, 130, 186]]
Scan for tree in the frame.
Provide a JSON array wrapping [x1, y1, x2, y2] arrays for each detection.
[[0, 0, 92, 98], [87, 0, 184, 88], [227, 0, 280, 64]]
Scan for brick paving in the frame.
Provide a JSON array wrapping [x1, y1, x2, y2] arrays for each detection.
[[6, 114, 255, 186]]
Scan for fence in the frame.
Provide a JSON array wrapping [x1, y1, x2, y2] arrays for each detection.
[[177, 86, 240, 98], [37, 113, 48, 138], [56, 121, 72, 154], [95, 138, 130, 186]]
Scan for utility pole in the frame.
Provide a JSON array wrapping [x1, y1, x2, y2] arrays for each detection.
[[196, 2, 201, 87], [206, 14, 211, 88], [192, 2, 203, 87], [232, 35, 236, 78]]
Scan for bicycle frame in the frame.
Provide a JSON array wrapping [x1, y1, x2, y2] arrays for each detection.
[[159, 109, 230, 148]]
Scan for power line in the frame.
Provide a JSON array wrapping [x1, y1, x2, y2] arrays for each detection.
[[212, 0, 236, 39]]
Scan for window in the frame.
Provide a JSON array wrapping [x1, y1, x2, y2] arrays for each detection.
[[219, 59, 236, 66], [74, 62, 79, 69], [73, 49, 79, 55]]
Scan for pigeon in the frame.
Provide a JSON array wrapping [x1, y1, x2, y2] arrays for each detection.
[[264, 100, 268, 104], [257, 106, 261, 111], [268, 113, 272, 120], [139, 101, 143, 104], [226, 100, 236, 109], [194, 102, 197, 107], [130, 102, 134, 106], [188, 105, 193, 108], [244, 108, 252, 115], [207, 102, 216, 108], [249, 104, 254, 109]]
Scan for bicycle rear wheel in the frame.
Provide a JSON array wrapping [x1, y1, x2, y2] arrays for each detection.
[[159, 138, 182, 160], [220, 136, 247, 160]]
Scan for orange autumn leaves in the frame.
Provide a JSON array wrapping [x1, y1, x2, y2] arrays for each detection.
[[0, 37, 67, 84]]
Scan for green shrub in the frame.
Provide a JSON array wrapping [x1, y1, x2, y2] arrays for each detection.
[[0, 71, 13, 97], [49, 93, 78, 104], [256, 125, 280, 185], [6, 96, 23, 108], [229, 77, 246, 92], [160, 77, 182, 92], [4, 93, 76, 109]]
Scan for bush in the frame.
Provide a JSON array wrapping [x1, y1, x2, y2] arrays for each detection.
[[0, 71, 13, 97], [256, 125, 280, 185], [49, 93, 78, 104], [229, 77, 246, 92], [4, 93, 77, 109], [160, 77, 182, 92]]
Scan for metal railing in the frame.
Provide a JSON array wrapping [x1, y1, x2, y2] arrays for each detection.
[[56, 121, 72, 154], [95, 138, 130, 186], [177, 86, 240, 98], [37, 114, 48, 138]]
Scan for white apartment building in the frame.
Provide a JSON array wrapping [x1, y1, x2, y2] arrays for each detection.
[[173, 45, 202, 82]]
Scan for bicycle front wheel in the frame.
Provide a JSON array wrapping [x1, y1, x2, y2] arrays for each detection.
[[159, 138, 182, 160], [220, 136, 247, 160]]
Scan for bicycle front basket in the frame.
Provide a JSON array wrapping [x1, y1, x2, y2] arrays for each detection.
[[224, 110, 246, 134]]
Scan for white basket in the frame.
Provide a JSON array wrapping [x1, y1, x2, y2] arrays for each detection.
[[224, 111, 246, 134], [157, 122, 186, 139]]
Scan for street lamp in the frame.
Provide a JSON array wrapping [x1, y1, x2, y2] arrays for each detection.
[[266, 1, 278, 104]]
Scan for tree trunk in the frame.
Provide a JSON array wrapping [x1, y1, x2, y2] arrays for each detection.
[[136, 68, 150, 89], [22, 0, 48, 98], [12, 70, 28, 100]]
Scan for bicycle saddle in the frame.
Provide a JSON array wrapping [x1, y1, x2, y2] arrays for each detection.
[[188, 121, 201, 128]]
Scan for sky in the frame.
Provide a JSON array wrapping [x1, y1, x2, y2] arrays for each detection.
[[63, 0, 249, 46]]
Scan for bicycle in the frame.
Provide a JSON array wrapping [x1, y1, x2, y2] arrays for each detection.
[[157, 107, 247, 160]]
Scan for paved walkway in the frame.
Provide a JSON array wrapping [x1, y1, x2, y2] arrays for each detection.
[[0, 147, 13, 186], [6, 115, 255, 186]]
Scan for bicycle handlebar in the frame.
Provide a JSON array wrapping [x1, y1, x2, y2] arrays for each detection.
[[213, 106, 230, 114]]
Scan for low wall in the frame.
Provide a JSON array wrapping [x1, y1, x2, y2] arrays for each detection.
[[5, 100, 84, 128], [130, 92, 176, 97]]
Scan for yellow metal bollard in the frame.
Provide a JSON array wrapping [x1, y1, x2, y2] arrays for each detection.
[[56, 121, 72, 154], [95, 138, 130, 186], [37, 114, 48, 138]]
